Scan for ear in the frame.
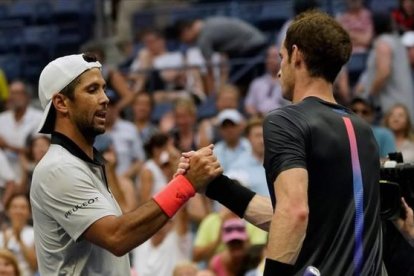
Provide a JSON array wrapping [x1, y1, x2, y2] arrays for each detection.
[[291, 45, 303, 67], [52, 93, 69, 115]]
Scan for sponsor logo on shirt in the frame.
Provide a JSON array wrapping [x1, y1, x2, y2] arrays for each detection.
[[64, 197, 99, 219]]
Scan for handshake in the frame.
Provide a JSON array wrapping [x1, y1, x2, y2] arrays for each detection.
[[174, 144, 223, 192]]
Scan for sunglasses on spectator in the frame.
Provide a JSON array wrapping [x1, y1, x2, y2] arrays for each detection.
[[224, 226, 245, 233], [352, 108, 370, 116]]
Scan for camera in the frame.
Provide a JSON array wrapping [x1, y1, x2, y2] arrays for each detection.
[[380, 152, 414, 220]]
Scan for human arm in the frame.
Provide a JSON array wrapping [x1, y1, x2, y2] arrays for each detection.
[[14, 227, 37, 271], [138, 167, 154, 203], [393, 197, 414, 247], [104, 148, 130, 213], [370, 40, 392, 95], [266, 168, 308, 263], [176, 152, 273, 231], [109, 69, 135, 110]]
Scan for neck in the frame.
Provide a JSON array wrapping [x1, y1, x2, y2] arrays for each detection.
[[226, 139, 239, 149], [13, 107, 26, 121], [394, 131, 406, 143], [135, 118, 148, 129], [292, 76, 336, 104], [55, 122, 94, 159], [253, 150, 264, 162]]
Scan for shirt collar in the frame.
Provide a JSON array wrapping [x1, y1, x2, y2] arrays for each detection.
[[51, 132, 105, 166]]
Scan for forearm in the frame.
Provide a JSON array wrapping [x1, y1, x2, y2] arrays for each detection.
[[88, 200, 169, 256], [244, 195, 273, 231], [266, 208, 308, 264], [18, 241, 37, 270], [193, 239, 221, 262], [370, 73, 388, 95], [106, 167, 128, 213]]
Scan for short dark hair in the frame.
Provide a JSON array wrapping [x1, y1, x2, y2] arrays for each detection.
[[284, 10, 352, 83], [144, 132, 169, 158], [175, 19, 197, 35]]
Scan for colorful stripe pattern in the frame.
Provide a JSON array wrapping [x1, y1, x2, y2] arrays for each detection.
[[342, 117, 364, 276]]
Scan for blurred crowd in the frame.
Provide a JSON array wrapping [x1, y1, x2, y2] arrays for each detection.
[[0, 0, 414, 275]]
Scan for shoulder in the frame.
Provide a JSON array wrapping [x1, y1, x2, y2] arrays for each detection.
[[0, 110, 11, 121], [27, 106, 43, 117], [116, 119, 137, 132]]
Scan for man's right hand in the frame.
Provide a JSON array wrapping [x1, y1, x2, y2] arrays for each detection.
[[184, 145, 222, 192]]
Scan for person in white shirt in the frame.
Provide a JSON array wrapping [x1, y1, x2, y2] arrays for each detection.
[[133, 208, 192, 276], [0, 81, 42, 179], [105, 89, 145, 175], [0, 193, 37, 276], [245, 46, 289, 117], [0, 150, 16, 216]]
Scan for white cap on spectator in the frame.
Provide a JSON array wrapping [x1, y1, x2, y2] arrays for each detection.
[[402, 31, 414, 47], [217, 109, 244, 125], [37, 54, 101, 134]]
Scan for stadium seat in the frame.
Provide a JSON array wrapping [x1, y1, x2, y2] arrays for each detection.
[[0, 54, 22, 80]]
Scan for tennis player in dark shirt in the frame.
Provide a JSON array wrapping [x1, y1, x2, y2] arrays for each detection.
[[179, 10, 387, 275]]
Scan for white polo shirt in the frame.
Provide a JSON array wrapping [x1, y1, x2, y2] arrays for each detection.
[[30, 132, 130, 276]]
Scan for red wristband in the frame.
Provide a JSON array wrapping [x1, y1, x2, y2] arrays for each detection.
[[153, 175, 196, 217]]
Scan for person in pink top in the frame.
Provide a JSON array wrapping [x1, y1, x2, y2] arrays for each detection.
[[209, 218, 249, 276]]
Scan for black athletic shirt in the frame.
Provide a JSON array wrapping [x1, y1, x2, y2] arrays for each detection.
[[263, 97, 384, 275]]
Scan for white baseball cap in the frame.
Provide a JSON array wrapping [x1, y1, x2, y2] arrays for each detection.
[[37, 54, 101, 134], [217, 109, 244, 125], [402, 31, 414, 48]]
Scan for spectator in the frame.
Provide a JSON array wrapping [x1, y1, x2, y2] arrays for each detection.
[[336, 0, 373, 54], [0, 149, 16, 223], [171, 97, 210, 152], [355, 12, 414, 121], [401, 31, 414, 78], [350, 97, 396, 160], [178, 17, 267, 60], [133, 209, 192, 276], [384, 104, 414, 163], [130, 29, 206, 103], [82, 43, 135, 111], [0, 193, 36, 276], [209, 218, 250, 276], [392, 0, 414, 33], [130, 28, 172, 92], [0, 81, 42, 179], [0, 249, 20, 276], [138, 133, 179, 203], [18, 135, 50, 195], [94, 134, 137, 213], [131, 92, 158, 144], [213, 109, 251, 174], [199, 84, 241, 146], [177, 17, 267, 92], [227, 118, 269, 196], [245, 46, 289, 117], [105, 89, 145, 175], [0, 69, 8, 112], [192, 207, 267, 264]]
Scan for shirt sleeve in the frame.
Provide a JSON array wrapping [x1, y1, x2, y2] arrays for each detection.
[[263, 109, 308, 184], [39, 164, 119, 241]]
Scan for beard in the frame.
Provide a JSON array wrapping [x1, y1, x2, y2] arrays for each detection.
[[75, 117, 106, 144]]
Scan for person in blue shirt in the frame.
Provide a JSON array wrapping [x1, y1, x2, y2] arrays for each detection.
[[350, 97, 396, 160]]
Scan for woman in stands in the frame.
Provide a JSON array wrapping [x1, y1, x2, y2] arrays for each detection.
[[0, 193, 36, 276], [384, 103, 414, 163]]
